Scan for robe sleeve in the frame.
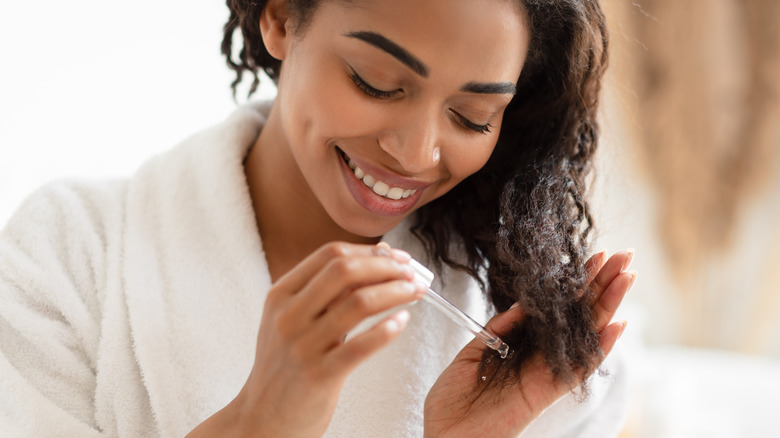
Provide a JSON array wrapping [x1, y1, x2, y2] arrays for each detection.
[[0, 181, 118, 437]]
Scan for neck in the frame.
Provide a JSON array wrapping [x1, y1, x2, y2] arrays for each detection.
[[244, 103, 378, 281]]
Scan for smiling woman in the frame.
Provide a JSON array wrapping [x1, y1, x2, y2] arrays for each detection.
[[0, 0, 633, 437], [246, 0, 526, 249]]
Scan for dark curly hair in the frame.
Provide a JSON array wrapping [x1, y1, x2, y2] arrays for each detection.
[[221, 0, 609, 393]]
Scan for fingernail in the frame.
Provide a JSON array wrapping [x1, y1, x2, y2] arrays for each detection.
[[618, 320, 628, 340], [375, 242, 391, 257], [399, 263, 415, 280], [510, 301, 521, 310], [627, 270, 638, 288], [387, 310, 411, 332], [621, 248, 635, 272], [390, 248, 412, 263], [404, 280, 426, 297]]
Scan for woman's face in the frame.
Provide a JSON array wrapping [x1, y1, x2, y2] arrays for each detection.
[[272, 0, 528, 238]]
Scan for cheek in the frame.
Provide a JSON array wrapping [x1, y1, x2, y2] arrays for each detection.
[[291, 62, 382, 144], [445, 140, 496, 180]]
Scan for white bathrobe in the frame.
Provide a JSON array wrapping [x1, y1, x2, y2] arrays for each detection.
[[0, 102, 629, 437]]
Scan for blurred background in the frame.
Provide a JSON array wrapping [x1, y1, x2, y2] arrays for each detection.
[[597, 1, 780, 436], [1, 1, 778, 436]]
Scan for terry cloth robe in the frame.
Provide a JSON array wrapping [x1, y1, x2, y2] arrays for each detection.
[[0, 101, 629, 437]]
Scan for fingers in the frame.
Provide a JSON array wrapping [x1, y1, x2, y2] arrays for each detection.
[[272, 242, 411, 299], [304, 278, 425, 353], [485, 302, 526, 336], [324, 309, 411, 374], [597, 320, 627, 359], [290, 254, 415, 321], [454, 302, 526, 355], [589, 249, 636, 332], [588, 249, 634, 304], [584, 249, 607, 286], [594, 270, 636, 330], [264, 241, 423, 376]]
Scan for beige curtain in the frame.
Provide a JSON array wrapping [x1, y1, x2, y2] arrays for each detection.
[[602, 0, 780, 350]]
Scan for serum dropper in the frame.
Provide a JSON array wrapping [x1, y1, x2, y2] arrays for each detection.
[[409, 258, 510, 359]]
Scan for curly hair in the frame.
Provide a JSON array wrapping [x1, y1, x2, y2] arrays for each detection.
[[222, 0, 609, 393]]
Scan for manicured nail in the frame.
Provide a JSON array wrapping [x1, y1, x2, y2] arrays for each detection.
[[627, 270, 638, 288], [387, 310, 411, 332], [621, 248, 635, 272], [590, 249, 607, 265], [375, 242, 391, 257], [390, 248, 412, 263], [415, 283, 428, 298], [618, 320, 628, 340], [399, 263, 415, 281]]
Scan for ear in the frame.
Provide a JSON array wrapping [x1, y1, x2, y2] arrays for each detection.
[[259, 0, 293, 60]]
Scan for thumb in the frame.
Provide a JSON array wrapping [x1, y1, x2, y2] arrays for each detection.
[[485, 302, 525, 336], [458, 303, 525, 355]]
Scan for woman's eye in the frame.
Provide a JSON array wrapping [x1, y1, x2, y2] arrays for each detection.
[[452, 110, 493, 135], [349, 71, 401, 100]]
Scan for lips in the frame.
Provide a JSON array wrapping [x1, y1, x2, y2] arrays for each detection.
[[336, 147, 428, 216], [339, 150, 418, 200]]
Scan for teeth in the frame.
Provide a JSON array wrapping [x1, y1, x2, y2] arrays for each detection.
[[348, 160, 418, 201], [373, 181, 389, 196], [387, 187, 404, 200]]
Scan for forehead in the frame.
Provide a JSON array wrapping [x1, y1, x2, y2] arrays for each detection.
[[307, 0, 529, 83]]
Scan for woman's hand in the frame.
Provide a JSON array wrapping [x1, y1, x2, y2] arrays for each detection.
[[423, 249, 636, 438], [188, 242, 425, 438]]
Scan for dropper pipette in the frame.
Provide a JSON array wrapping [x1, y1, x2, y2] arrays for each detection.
[[410, 259, 510, 359]]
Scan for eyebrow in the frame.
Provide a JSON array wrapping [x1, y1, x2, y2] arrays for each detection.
[[460, 81, 517, 95], [345, 31, 429, 78], [344, 30, 516, 95]]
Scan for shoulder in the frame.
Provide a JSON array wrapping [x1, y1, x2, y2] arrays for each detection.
[[2, 178, 127, 251], [0, 179, 128, 314]]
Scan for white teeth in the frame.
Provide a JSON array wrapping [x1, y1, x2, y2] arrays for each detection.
[[373, 181, 389, 196], [387, 187, 404, 200], [349, 161, 418, 201]]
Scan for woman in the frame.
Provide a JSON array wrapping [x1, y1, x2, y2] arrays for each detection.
[[0, 0, 635, 436]]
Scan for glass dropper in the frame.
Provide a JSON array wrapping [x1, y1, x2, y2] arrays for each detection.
[[409, 259, 510, 359]]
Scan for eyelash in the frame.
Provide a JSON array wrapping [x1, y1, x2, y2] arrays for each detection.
[[349, 71, 400, 99], [349, 70, 492, 135], [454, 112, 493, 135]]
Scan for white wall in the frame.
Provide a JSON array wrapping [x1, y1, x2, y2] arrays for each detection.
[[0, 0, 276, 226]]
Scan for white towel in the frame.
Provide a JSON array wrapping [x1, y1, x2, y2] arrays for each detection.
[[0, 101, 628, 437]]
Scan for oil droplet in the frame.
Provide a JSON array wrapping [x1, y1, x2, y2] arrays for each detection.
[[497, 343, 510, 359]]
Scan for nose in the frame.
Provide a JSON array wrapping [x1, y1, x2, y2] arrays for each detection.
[[377, 106, 442, 175]]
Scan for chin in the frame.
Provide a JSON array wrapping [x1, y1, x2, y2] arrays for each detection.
[[344, 219, 402, 239], [330, 209, 407, 240]]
